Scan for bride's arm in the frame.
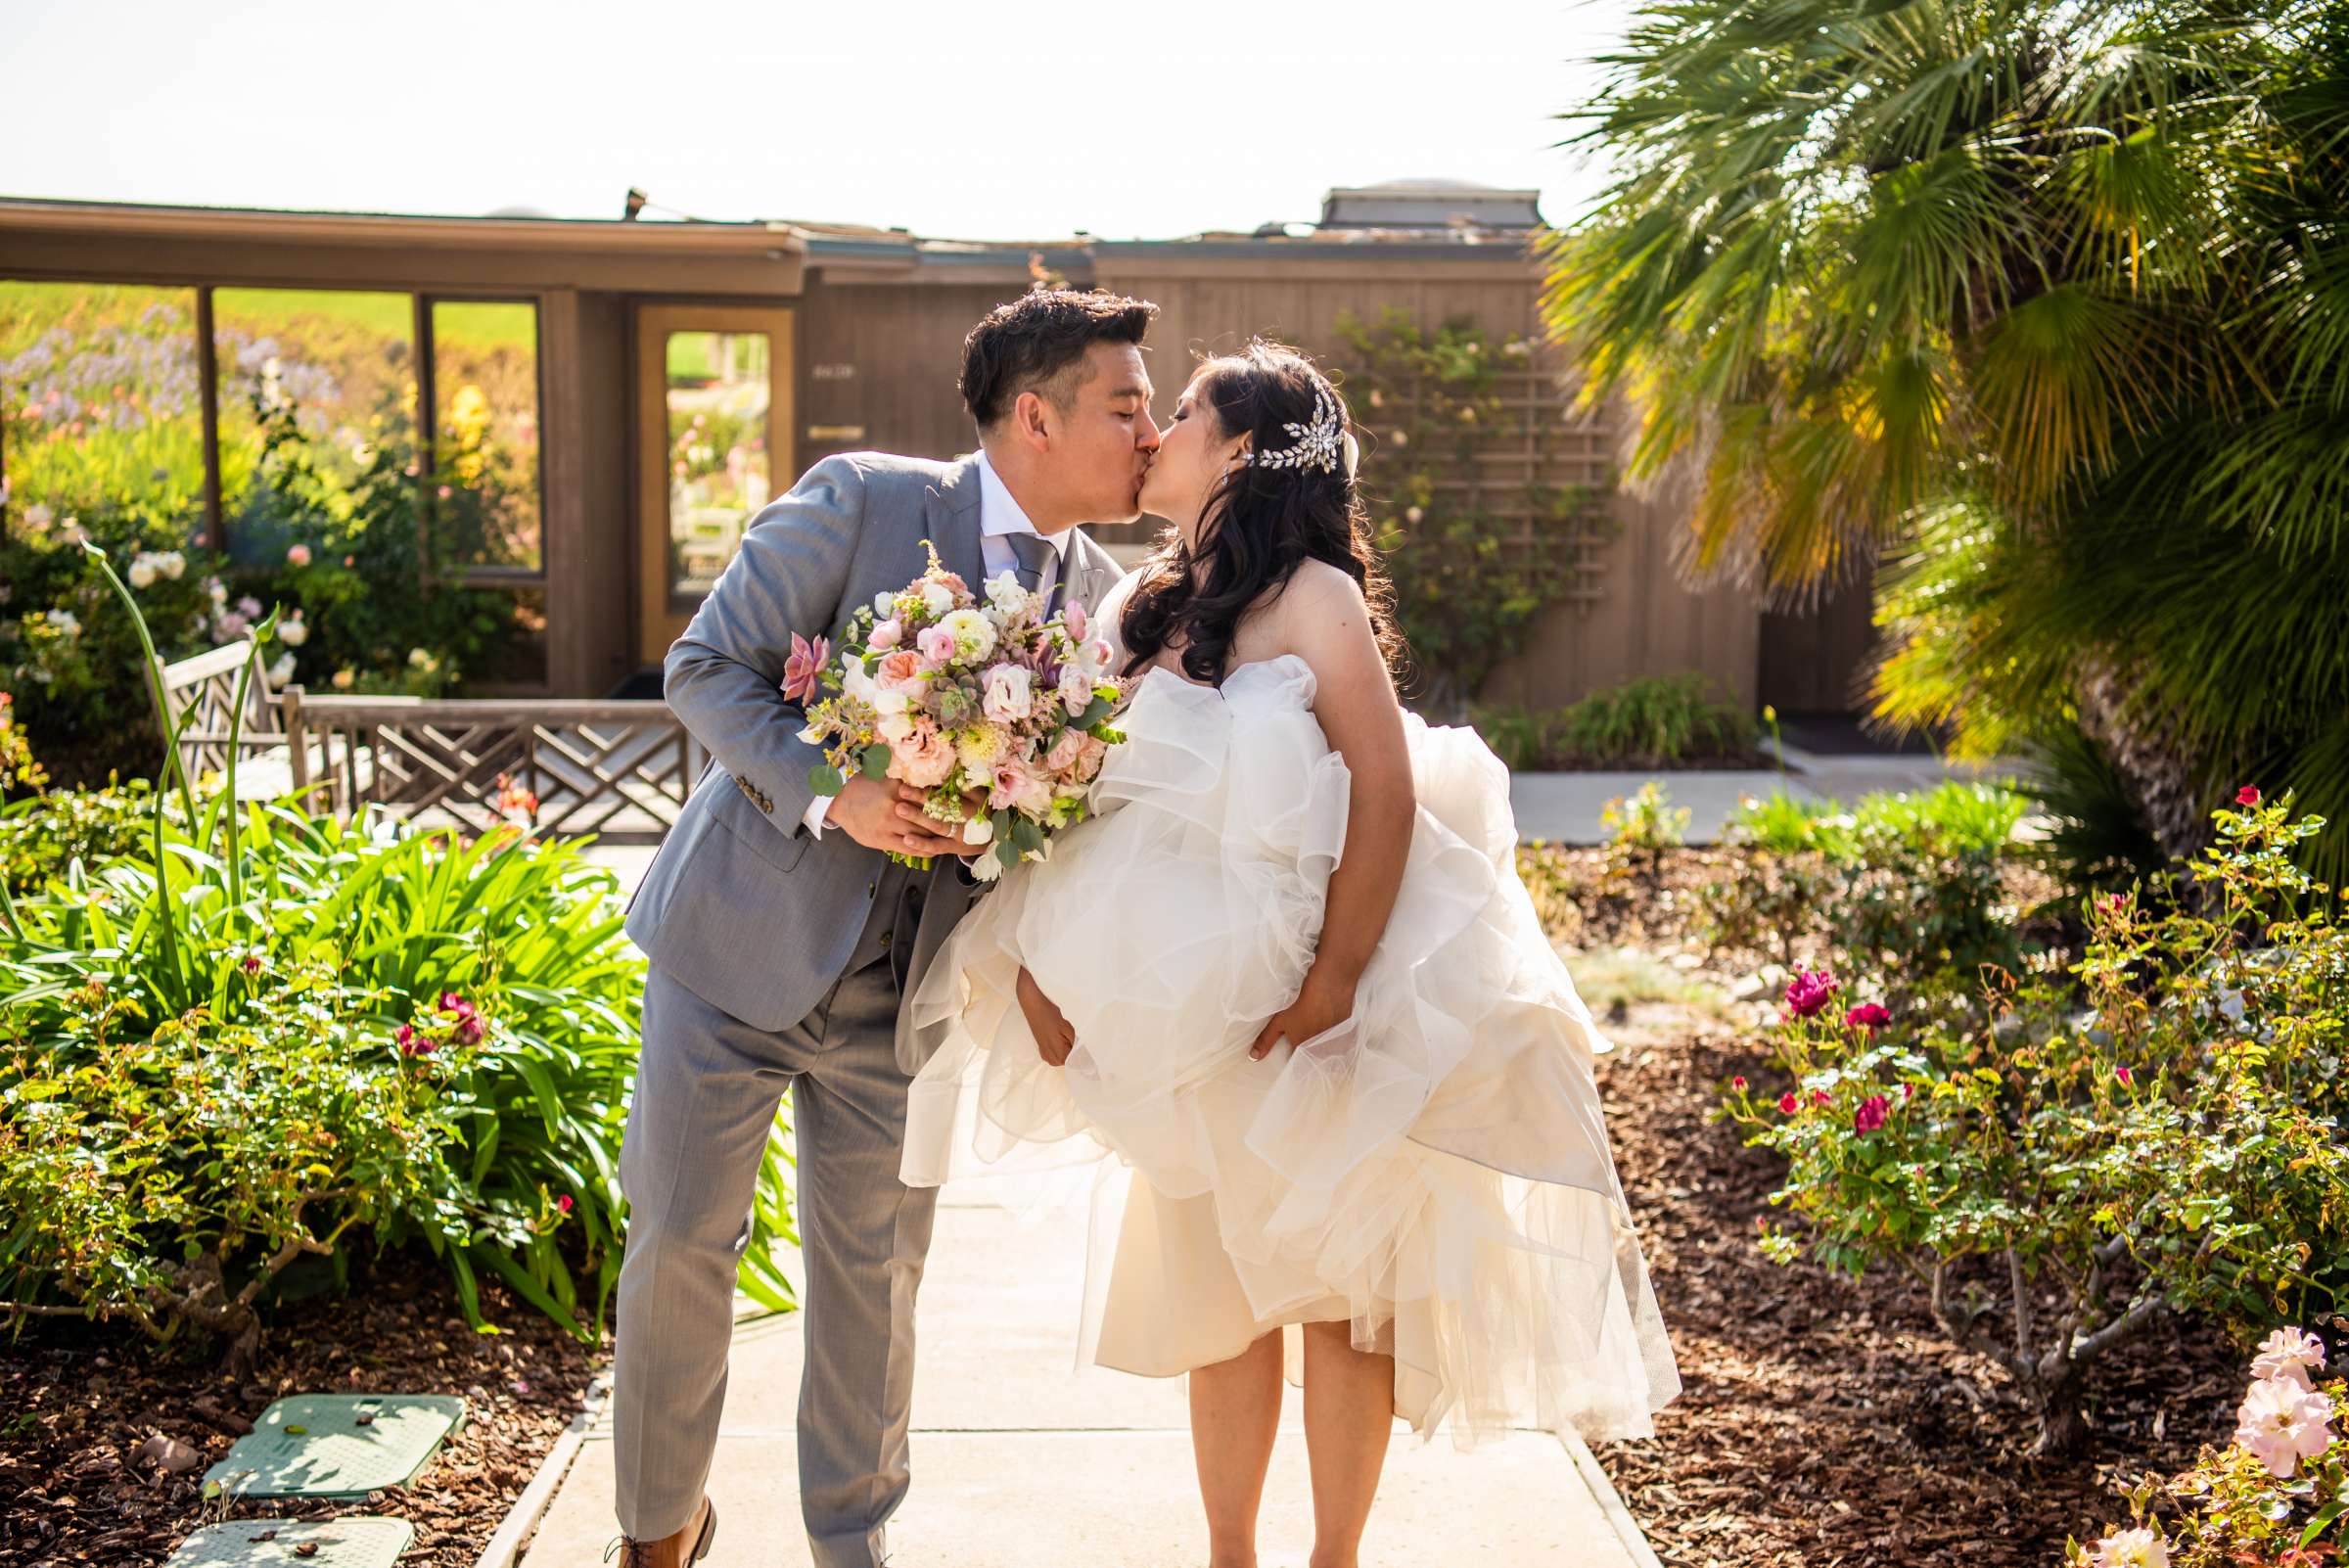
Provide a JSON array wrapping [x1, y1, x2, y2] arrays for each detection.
[[1248, 566, 1415, 1059]]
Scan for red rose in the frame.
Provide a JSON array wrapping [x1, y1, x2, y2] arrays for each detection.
[[2237, 785, 2262, 807]]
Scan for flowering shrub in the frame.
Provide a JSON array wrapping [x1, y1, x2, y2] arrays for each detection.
[[1726, 797, 2349, 1453], [2069, 1328, 2344, 1567]]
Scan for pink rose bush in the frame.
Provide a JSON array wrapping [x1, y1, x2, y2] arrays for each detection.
[[795, 541, 1128, 876], [2070, 1328, 2341, 1568]]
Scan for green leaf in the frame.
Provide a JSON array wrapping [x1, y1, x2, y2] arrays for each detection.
[[808, 763, 846, 796], [993, 839, 1020, 870], [859, 745, 892, 781]]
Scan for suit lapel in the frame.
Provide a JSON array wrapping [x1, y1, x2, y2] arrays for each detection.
[[926, 454, 988, 594], [1060, 531, 1120, 617]]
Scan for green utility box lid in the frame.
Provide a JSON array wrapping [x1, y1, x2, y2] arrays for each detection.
[[165, 1518, 415, 1568], [201, 1394, 467, 1499]]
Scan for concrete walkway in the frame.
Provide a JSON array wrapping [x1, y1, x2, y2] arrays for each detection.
[[518, 1190, 1657, 1568]]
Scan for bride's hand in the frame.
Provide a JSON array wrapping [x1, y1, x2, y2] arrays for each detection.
[[1248, 967, 1358, 1061], [1016, 965, 1076, 1066]]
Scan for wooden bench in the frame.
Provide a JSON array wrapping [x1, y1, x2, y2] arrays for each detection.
[[150, 640, 323, 803]]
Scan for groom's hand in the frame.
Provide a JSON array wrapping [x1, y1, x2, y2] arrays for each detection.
[[894, 784, 990, 858], [827, 777, 970, 858]]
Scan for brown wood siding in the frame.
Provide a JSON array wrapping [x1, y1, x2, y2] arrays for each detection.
[[1758, 582, 1878, 715]]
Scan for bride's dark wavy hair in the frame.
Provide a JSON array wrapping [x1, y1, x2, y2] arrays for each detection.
[[1119, 341, 1403, 685]]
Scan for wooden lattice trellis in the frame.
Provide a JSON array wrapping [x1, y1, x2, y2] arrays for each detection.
[[284, 695, 707, 845]]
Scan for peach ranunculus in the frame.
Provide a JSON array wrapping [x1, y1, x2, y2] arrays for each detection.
[[2235, 1371, 2335, 1478], [890, 723, 957, 788], [1077, 734, 1108, 781], [1042, 728, 1084, 776], [877, 649, 926, 692]]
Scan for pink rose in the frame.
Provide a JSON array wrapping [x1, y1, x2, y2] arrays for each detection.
[[2252, 1327, 2329, 1389], [2235, 1373, 2334, 1478], [1059, 665, 1094, 716], [1845, 1002, 1891, 1032], [1852, 1094, 1890, 1133], [918, 624, 956, 666], [868, 619, 902, 652], [2237, 784, 2262, 807], [287, 543, 312, 567], [1043, 729, 1084, 775], [1784, 969, 1839, 1018], [1077, 734, 1107, 780], [877, 649, 925, 691], [1063, 600, 1088, 641]]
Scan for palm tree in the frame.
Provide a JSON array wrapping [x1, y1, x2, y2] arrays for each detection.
[[1543, 0, 2349, 879]]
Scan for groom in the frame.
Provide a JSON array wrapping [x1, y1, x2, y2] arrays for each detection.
[[613, 289, 1159, 1568]]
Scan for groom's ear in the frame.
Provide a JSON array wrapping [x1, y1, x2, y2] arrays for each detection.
[[1007, 389, 1057, 451]]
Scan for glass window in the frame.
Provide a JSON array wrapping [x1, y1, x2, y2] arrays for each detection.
[[430, 300, 541, 573], [211, 288, 415, 567], [664, 329, 771, 606], [1, 281, 205, 536]]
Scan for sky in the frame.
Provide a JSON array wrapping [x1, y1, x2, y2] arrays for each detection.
[[0, 0, 1635, 241]]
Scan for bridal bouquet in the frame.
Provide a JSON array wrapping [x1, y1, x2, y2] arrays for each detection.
[[788, 542, 1128, 878]]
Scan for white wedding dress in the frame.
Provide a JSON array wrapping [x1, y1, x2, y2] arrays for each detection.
[[901, 654, 1680, 1445]]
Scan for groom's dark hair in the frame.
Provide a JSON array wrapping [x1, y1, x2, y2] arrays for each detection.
[[960, 288, 1158, 430]]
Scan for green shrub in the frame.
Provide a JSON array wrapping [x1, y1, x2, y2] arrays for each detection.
[[0, 777, 161, 899], [1726, 800, 2349, 1454], [1474, 673, 1760, 770], [1699, 782, 2031, 1003]]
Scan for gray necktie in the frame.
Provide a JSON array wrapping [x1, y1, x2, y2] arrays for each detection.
[[1007, 530, 1062, 615]]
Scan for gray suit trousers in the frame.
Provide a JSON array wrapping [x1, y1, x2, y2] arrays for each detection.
[[614, 899, 936, 1568]]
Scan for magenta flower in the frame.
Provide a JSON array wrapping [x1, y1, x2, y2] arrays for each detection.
[[781, 631, 830, 704], [2237, 785, 2262, 807], [2115, 1065, 2133, 1086], [1853, 1094, 1890, 1133], [1777, 1091, 1800, 1115], [1784, 969, 1839, 1018], [241, 953, 262, 975], [396, 1024, 433, 1058], [1811, 1089, 1830, 1107], [1845, 1002, 1891, 1033], [1731, 1076, 1748, 1091], [555, 1194, 575, 1215]]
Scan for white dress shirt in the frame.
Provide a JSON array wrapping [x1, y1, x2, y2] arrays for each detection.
[[804, 450, 1069, 837]]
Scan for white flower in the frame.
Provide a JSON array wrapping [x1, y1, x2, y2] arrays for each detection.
[[798, 722, 824, 744], [961, 814, 995, 846], [970, 851, 1003, 882], [873, 589, 897, 617], [160, 550, 186, 580], [983, 664, 1035, 723], [1072, 636, 1113, 679], [877, 710, 916, 743], [277, 613, 308, 647], [407, 647, 431, 668], [986, 571, 1036, 621], [2252, 1327, 2329, 1389], [23, 503, 52, 531], [43, 609, 79, 636], [126, 557, 158, 589], [938, 607, 996, 664], [922, 581, 955, 619], [955, 722, 1008, 771], [267, 652, 296, 685], [2087, 1528, 2170, 1568], [1058, 664, 1093, 716], [207, 577, 229, 605]]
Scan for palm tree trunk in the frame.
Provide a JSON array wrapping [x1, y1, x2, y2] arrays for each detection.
[[2072, 660, 2210, 867]]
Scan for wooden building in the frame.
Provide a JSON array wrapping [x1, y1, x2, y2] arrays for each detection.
[[0, 184, 1873, 715]]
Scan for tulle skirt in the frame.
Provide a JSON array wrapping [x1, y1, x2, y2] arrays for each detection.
[[903, 656, 1679, 1445]]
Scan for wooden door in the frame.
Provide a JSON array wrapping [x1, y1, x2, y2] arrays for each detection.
[[635, 304, 795, 664]]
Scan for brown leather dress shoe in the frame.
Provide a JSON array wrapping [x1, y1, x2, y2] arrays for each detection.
[[607, 1497, 716, 1568]]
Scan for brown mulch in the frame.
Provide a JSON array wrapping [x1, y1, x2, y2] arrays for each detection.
[[0, 1256, 602, 1568], [1591, 1002, 2248, 1567]]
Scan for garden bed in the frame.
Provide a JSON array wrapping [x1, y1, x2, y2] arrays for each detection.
[[1580, 951, 2259, 1566], [0, 1259, 601, 1568]]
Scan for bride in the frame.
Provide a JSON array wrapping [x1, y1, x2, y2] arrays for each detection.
[[902, 341, 1679, 1568]]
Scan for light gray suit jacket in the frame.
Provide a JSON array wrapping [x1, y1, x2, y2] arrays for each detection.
[[625, 450, 1124, 1072]]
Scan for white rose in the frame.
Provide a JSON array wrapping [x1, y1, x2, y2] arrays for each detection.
[[208, 579, 229, 605], [874, 589, 897, 617], [877, 710, 915, 742], [1058, 665, 1093, 716], [278, 615, 308, 647], [126, 557, 158, 589], [983, 664, 1034, 723], [987, 572, 1034, 620], [922, 581, 955, 618], [45, 609, 79, 636], [961, 814, 995, 846], [970, 851, 1003, 882], [267, 652, 296, 685], [161, 551, 186, 579]]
